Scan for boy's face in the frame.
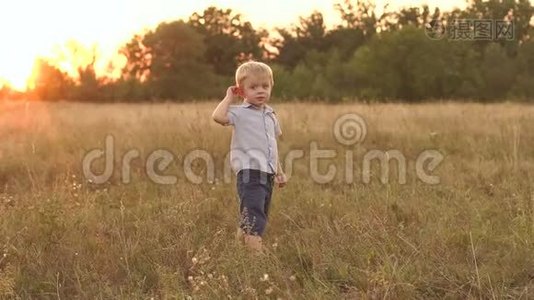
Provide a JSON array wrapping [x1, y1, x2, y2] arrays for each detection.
[[240, 73, 272, 107]]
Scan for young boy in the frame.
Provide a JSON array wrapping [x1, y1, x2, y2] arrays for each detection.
[[211, 61, 287, 252]]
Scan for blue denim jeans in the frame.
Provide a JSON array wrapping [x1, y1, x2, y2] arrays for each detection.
[[236, 169, 275, 236]]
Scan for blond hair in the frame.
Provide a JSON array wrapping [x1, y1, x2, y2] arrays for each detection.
[[235, 61, 274, 87]]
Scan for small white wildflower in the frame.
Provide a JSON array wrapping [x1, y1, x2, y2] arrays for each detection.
[[192, 257, 198, 264], [289, 275, 296, 281], [187, 276, 193, 281]]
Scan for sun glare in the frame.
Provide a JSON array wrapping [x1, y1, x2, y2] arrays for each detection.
[[0, 0, 142, 92], [0, 50, 36, 91], [0, 0, 467, 92], [0, 70, 30, 92]]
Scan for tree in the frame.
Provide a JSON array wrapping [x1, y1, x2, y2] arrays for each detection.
[[509, 39, 534, 100], [334, 0, 381, 36], [121, 34, 150, 81], [30, 59, 74, 101], [272, 11, 328, 68], [479, 43, 518, 100], [271, 28, 307, 69], [188, 7, 265, 76], [72, 56, 106, 101], [444, 0, 534, 57], [120, 21, 221, 100], [464, 0, 533, 43], [348, 26, 484, 101]]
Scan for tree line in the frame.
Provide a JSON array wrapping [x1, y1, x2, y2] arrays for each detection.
[[2, 0, 534, 102]]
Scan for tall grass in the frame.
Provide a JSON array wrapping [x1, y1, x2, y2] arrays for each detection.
[[1, 100, 533, 299]]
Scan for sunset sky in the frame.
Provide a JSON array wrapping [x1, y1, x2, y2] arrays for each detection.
[[0, 0, 467, 91]]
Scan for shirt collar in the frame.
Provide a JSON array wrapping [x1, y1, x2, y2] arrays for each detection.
[[241, 101, 274, 113]]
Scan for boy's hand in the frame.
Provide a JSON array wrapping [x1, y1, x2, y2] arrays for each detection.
[[274, 172, 287, 188], [226, 86, 243, 101]]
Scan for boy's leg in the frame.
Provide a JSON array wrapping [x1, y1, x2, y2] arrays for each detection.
[[249, 175, 273, 253], [237, 170, 269, 236], [248, 174, 274, 252], [236, 169, 272, 252]]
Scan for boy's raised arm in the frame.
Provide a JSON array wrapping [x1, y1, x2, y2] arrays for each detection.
[[212, 86, 239, 126]]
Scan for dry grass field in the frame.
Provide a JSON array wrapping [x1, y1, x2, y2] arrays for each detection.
[[1, 100, 533, 299]]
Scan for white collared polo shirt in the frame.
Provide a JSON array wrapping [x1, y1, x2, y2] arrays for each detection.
[[226, 102, 282, 175]]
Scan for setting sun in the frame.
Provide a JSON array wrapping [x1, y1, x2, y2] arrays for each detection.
[[0, 58, 33, 91], [0, 0, 466, 91]]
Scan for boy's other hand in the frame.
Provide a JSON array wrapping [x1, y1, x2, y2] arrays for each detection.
[[275, 172, 287, 188]]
